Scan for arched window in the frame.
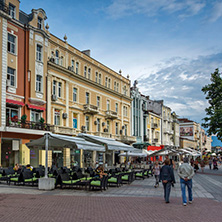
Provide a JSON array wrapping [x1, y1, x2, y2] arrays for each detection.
[[55, 50, 59, 64]]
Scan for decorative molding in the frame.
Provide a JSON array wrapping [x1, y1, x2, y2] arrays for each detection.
[[29, 98, 46, 105], [6, 93, 24, 99], [35, 61, 43, 75], [7, 87, 16, 94], [36, 92, 43, 99], [35, 34, 44, 43]]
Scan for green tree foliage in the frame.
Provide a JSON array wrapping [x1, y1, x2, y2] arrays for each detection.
[[202, 68, 222, 140]]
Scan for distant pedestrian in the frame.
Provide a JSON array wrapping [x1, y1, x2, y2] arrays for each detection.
[[200, 160, 205, 173], [153, 161, 161, 188], [208, 158, 212, 170], [213, 158, 218, 170], [159, 159, 175, 203], [178, 157, 195, 206], [194, 160, 199, 173]]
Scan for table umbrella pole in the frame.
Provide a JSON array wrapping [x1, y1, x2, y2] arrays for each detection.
[[45, 133, 49, 178]]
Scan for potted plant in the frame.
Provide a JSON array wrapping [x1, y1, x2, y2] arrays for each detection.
[[39, 117, 45, 124], [21, 114, 27, 123]]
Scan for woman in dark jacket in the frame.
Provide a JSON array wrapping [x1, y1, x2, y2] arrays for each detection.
[[159, 159, 176, 203]]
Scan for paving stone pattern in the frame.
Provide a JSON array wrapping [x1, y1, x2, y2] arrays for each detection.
[[0, 165, 222, 222]]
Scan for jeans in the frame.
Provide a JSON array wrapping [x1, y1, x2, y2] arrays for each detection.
[[155, 175, 159, 186], [163, 182, 171, 202], [180, 178, 193, 204]]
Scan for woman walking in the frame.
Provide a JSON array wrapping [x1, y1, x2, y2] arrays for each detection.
[[159, 159, 175, 203], [153, 161, 161, 188]]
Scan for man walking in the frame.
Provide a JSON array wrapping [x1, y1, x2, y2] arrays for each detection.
[[178, 157, 195, 206]]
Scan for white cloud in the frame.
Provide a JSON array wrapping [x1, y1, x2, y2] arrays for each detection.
[[209, 1, 222, 22], [106, 0, 206, 19]]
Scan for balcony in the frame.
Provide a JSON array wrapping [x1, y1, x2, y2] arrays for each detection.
[[50, 125, 78, 135], [92, 131, 111, 138], [105, 110, 118, 119], [83, 104, 99, 115], [6, 119, 51, 131], [0, 2, 9, 14]]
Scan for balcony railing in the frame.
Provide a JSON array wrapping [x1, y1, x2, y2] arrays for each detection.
[[83, 104, 99, 115], [0, 2, 9, 14], [105, 110, 118, 119], [50, 125, 77, 135], [6, 119, 51, 131]]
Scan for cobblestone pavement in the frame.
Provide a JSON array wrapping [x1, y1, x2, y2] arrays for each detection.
[[0, 165, 222, 222]]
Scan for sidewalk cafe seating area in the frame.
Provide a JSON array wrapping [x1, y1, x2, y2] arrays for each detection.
[[0, 164, 154, 191]]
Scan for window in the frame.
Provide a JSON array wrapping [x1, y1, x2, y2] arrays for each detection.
[[115, 103, 118, 113], [58, 82, 62, 97], [97, 118, 100, 132], [107, 100, 110, 110], [36, 75, 42, 92], [54, 109, 60, 125], [123, 106, 128, 117], [95, 72, 98, 83], [123, 86, 127, 95], [108, 78, 111, 88], [76, 62, 79, 74], [99, 74, 101, 84], [37, 17, 43, 29], [36, 44, 42, 62], [73, 113, 77, 129], [88, 68, 91, 79], [9, 3, 16, 18], [55, 50, 59, 64], [124, 124, 127, 135], [115, 122, 119, 135], [60, 56, 63, 66], [114, 82, 116, 91], [85, 116, 90, 131], [107, 121, 110, 132], [105, 77, 108, 87], [53, 80, 57, 95], [8, 33, 16, 54], [6, 107, 18, 122], [86, 92, 90, 104], [116, 83, 119, 92], [84, 66, 87, 77], [31, 111, 41, 122], [71, 60, 75, 71], [73, 88, 77, 102], [7, 67, 15, 87], [97, 96, 100, 108]]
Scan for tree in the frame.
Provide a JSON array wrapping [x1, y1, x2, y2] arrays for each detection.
[[202, 68, 222, 141]]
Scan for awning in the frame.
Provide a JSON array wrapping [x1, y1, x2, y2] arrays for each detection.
[[26, 133, 105, 152], [27, 104, 45, 111], [78, 133, 136, 151], [6, 99, 24, 107]]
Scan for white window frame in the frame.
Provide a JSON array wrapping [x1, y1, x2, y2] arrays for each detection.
[[58, 82, 62, 97], [54, 109, 60, 125], [9, 3, 16, 19], [107, 100, 110, 111], [36, 74, 42, 92], [86, 92, 90, 104], [73, 88, 77, 102], [36, 44, 42, 62], [37, 17, 43, 29], [85, 116, 90, 131], [71, 60, 75, 71], [97, 96, 100, 108], [95, 72, 98, 83], [31, 110, 41, 122], [115, 103, 118, 113], [108, 78, 111, 88], [84, 66, 87, 77], [105, 77, 108, 87], [88, 68, 91, 79], [7, 67, 16, 87], [53, 80, 57, 95], [7, 33, 16, 54], [76, 62, 79, 74]]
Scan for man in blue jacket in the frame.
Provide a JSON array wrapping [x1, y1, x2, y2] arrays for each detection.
[[159, 159, 176, 203]]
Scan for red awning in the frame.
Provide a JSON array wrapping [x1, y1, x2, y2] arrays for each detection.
[[27, 104, 45, 111], [6, 99, 24, 106]]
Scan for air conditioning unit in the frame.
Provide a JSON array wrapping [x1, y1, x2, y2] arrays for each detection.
[[51, 94, 57, 101], [6, 79, 11, 87], [62, 113, 68, 119], [49, 57, 55, 63]]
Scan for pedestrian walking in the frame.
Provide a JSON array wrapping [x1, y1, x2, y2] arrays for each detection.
[[213, 158, 218, 170], [153, 161, 161, 188], [200, 160, 205, 173], [165, 155, 175, 187], [178, 157, 195, 206], [159, 159, 175, 204], [208, 158, 212, 170]]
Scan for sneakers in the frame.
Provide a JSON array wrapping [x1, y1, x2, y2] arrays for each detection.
[[166, 201, 170, 204], [183, 203, 187, 206], [189, 201, 192, 204]]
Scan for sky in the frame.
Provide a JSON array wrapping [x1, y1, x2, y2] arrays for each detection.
[[20, 0, 222, 124]]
